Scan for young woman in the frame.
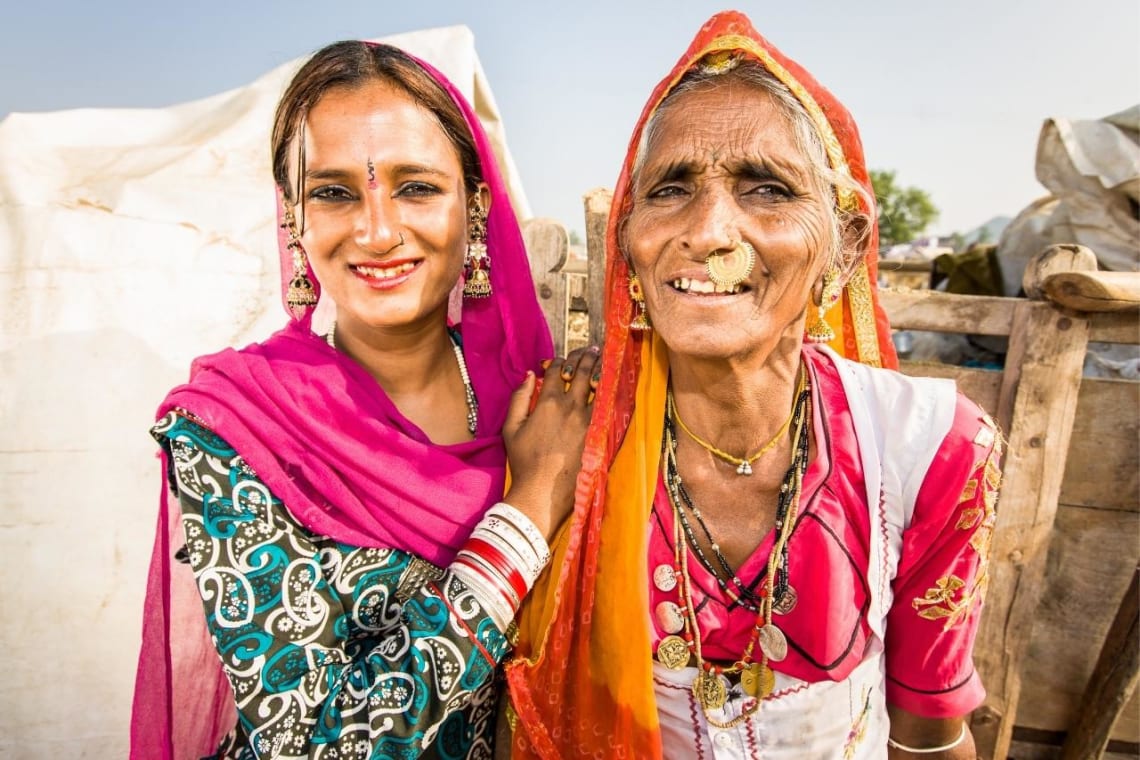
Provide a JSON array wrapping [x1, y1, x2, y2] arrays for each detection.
[[131, 41, 596, 760]]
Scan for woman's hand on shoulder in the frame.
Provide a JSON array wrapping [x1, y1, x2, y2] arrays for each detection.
[[501, 346, 600, 542]]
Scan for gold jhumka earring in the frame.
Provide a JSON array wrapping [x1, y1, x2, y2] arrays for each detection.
[[462, 197, 492, 298], [628, 272, 651, 331], [282, 206, 318, 311], [705, 241, 756, 290], [805, 266, 841, 344]]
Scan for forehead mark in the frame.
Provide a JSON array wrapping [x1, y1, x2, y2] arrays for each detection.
[[366, 158, 377, 190]]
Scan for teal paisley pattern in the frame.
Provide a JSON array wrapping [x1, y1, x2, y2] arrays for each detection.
[[153, 413, 508, 760]]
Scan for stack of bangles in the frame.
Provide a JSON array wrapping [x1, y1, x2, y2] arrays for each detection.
[[451, 502, 552, 632]]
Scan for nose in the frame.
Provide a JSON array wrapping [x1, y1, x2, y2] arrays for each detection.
[[679, 185, 739, 257], [354, 194, 404, 255]]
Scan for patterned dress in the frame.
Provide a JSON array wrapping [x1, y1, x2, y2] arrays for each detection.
[[154, 413, 510, 760]]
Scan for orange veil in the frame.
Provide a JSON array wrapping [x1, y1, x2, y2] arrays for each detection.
[[505, 11, 897, 758]]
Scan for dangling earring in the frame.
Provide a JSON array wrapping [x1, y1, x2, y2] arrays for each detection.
[[463, 196, 492, 298], [282, 206, 317, 311], [629, 273, 651, 331], [806, 266, 841, 344]]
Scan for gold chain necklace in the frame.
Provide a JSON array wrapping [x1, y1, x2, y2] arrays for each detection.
[[670, 370, 805, 475]]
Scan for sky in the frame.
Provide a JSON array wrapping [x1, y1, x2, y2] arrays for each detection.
[[3, 0, 1138, 237]]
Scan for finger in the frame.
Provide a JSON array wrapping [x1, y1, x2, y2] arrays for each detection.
[[539, 355, 566, 396], [559, 345, 599, 381], [503, 371, 536, 440], [567, 348, 601, 399]]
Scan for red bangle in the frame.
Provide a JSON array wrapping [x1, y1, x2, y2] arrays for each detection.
[[454, 554, 517, 608], [464, 537, 529, 602]]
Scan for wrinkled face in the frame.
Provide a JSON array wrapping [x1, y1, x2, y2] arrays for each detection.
[[293, 80, 475, 336], [624, 78, 836, 361]]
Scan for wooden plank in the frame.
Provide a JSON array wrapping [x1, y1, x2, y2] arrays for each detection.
[[583, 188, 612, 347], [522, 218, 570, 356], [1060, 565, 1140, 759], [1013, 504, 1140, 742], [1089, 311, 1140, 344], [1060, 378, 1140, 512], [970, 300, 1092, 760], [1044, 271, 1140, 313], [881, 289, 1017, 337]]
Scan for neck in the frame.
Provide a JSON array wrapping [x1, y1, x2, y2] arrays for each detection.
[[668, 332, 805, 456], [332, 310, 454, 398]]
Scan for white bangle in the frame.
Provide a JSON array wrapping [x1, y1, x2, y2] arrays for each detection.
[[488, 502, 550, 561], [887, 724, 968, 754]]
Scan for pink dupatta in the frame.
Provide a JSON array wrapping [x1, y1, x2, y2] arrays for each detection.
[[130, 47, 551, 759]]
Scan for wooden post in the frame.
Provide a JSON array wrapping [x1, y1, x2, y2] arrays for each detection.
[[970, 298, 1092, 759], [583, 188, 612, 347], [522, 218, 570, 356], [1059, 566, 1140, 760]]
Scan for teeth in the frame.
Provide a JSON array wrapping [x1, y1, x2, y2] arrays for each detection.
[[355, 262, 416, 279], [672, 277, 742, 295]]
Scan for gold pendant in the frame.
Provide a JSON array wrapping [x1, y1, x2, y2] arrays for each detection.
[[656, 635, 690, 670], [693, 671, 727, 710], [740, 662, 775, 699], [758, 623, 788, 662], [705, 241, 756, 288]]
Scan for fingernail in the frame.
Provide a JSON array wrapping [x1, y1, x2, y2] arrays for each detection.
[[589, 345, 601, 354], [541, 359, 552, 369]]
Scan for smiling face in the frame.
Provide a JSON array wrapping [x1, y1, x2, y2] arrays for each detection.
[[623, 78, 838, 362], [291, 80, 479, 338]]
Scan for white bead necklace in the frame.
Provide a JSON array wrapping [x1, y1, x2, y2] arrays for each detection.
[[326, 321, 478, 436]]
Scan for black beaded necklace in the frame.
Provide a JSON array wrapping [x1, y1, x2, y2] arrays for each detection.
[[663, 372, 812, 613]]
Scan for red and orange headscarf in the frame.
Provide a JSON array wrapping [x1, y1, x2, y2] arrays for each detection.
[[505, 11, 896, 758]]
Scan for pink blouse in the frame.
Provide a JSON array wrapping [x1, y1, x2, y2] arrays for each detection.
[[647, 346, 999, 718]]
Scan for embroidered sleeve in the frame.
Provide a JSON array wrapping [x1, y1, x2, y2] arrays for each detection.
[[157, 413, 507, 759], [884, 394, 1001, 718]]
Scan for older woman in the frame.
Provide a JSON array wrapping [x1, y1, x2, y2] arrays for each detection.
[[506, 12, 999, 759], [131, 41, 596, 759]]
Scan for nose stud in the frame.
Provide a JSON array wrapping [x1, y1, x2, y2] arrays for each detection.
[[705, 241, 755, 288]]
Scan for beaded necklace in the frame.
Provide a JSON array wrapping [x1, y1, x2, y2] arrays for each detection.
[[664, 368, 807, 611], [326, 321, 478, 435], [656, 369, 812, 727]]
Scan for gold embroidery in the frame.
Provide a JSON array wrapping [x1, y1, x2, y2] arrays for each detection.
[[957, 507, 983, 531], [958, 478, 979, 504], [846, 262, 882, 367], [913, 575, 971, 629]]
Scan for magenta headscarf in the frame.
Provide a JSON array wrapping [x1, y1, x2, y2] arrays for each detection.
[[130, 46, 552, 759]]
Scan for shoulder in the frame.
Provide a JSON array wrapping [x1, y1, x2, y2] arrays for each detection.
[[807, 345, 958, 418]]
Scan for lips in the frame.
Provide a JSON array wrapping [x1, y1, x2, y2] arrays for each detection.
[[349, 258, 422, 289], [670, 276, 744, 295]]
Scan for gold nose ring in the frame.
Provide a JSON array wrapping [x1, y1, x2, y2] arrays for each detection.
[[705, 241, 755, 288]]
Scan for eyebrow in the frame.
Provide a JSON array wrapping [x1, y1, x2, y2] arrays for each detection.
[[304, 163, 451, 183]]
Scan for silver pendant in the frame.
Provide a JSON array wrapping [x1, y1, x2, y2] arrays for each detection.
[[653, 564, 678, 593], [758, 623, 788, 662]]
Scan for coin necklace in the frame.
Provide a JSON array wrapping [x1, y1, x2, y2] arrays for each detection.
[[655, 371, 812, 728], [326, 321, 478, 436]]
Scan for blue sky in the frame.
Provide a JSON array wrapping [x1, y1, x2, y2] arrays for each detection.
[[3, 0, 1137, 235]]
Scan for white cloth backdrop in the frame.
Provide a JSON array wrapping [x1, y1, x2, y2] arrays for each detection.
[[0, 26, 529, 758]]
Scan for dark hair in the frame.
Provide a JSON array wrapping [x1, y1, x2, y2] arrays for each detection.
[[271, 41, 482, 204]]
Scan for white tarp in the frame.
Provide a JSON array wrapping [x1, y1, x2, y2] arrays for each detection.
[[997, 105, 1140, 298], [0, 26, 528, 758]]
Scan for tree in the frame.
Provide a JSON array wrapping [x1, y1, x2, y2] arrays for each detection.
[[869, 169, 939, 247]]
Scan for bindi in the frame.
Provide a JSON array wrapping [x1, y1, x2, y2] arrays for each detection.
[[366, 158, 377, 189]]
